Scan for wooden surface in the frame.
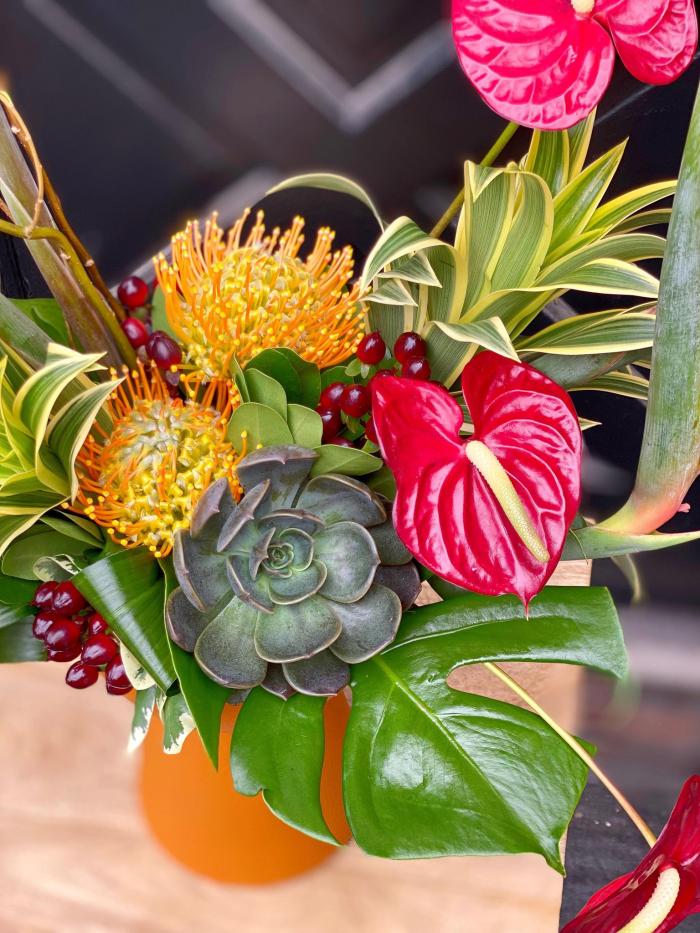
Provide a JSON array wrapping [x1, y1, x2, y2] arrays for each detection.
[[0, 562, 589, 933]]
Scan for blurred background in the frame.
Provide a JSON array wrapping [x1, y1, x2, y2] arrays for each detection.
[[0, 1, 699, 929]]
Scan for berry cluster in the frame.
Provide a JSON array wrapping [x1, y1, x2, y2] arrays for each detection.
[[117, 275, 183, 371], [316, 330, 432, 447], [31, 581, 131, 695]]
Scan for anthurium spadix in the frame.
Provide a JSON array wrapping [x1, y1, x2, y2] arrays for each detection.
[[371, 351, 582, 605]]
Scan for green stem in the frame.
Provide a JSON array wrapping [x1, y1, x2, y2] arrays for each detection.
[[430, 121, 519, 239], [484, 661, 657, 848]]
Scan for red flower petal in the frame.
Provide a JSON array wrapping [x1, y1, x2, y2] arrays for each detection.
[[451, 0, 615, 130], [371, 352, 582, 605], [599, 0, 698, 85], [561, 776, 700, 932]]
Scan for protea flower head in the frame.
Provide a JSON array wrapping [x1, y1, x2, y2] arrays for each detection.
[[75, 363, 244, 558], [154, 211, 365, 381], [165, 446, 421, 698]]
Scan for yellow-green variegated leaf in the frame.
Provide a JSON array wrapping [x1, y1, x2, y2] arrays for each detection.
[[378, 252, 441, 287], [267, 173, 383, 229], [427, 318, 518, 387], [361, 218, 445, 290], [517, 309, 656, 355], [613, 208, 673, 234], [491, 172, 553, 291], [549, 141, 626, 255], [365, 303, 416, 351], [542, 258, 658, 298], [365, 279, 417, 307], [573, 371, 649, 400], [47, 378, 121, 499], [524, 129, 570, 196], [420, 244, 467, 325], [566, 111, 596, 180], [0, 511, 57, 558], [460, 165, 516, 310], [537, 233, 665, 286], [463, 286, 558, 336], [586, 180, 676, 236]]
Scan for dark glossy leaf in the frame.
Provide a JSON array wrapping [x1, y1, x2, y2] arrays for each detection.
[[246, 349, 301, 400], [0, 292, 51, 370], [0, 615, 46, 661], [0, 573, 38, 606], [76, 549, 176, 691], [274, 348, 321, 408], [310, 445, 383, 478], [162, 554, 229, 768], [11, 298, 70, 345], [1, 525, 95, 580], [344, 587, 625, 866], [231, 686, 339, 845], [320, 365, 352, 389]]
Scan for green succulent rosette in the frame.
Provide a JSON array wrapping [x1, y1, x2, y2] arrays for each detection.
[[166, 446, 421, 698]]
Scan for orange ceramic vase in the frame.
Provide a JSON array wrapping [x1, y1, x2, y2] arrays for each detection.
[[139, 693, 351, 884]]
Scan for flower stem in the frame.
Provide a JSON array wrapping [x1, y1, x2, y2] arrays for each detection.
[[484, 661, 657, 848], [430, 121, 519, 238]]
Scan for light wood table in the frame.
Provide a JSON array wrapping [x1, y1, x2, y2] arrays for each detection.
[[1, 563, 588, 933]]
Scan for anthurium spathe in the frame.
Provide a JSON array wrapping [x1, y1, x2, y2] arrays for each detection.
[[451, 0, 698, 130], [561, 775, 700, 932], [371, 351, 582, 605]]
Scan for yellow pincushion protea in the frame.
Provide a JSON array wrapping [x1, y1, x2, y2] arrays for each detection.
[[75, 363, 244, 558], [154, 210, 365, 380]]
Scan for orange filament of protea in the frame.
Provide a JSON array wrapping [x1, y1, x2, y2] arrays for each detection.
[[74, 363, 245, 558], [154, 210, 365, 380]]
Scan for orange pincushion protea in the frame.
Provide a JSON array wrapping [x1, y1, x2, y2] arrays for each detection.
[[154, 210, 365, 380], [75, 363, 244, 558]]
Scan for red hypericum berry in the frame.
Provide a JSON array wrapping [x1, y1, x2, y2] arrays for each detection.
[[105, 655, 131, 695], [319, 382, 346, 411], [117, 275, 150, 309], [81, 634, 118, 668], [45, 618, 83, 652], [357, 331, 386, 365], [394, 331, 427, 364], [33, 610, 65, 641], [33, 581, 58, 610], [86, 612, 109, 637], [331, 437, 354, 447], [402, 357, 432, 380], [365, 417, 378, 444], [122, 316, 150, 349], [341, 384, 372, 418], [52, 581, 87, 616], [47, 644, 82, 663], [65, 662, 99, 690], [146, 331, 183, 370], [370, 369, 395, 385], [316, 407, 342, 443]]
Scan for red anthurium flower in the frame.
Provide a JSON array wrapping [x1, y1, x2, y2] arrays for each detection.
[[452, 0, 698, 130], [371, 351, 581, 605], [561, 775, 700, 932]]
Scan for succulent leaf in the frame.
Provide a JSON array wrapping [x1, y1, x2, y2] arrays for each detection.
[[168, 445, 418, 697]]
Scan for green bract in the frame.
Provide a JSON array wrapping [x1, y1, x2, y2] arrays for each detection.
[[166, 446, 420, 698]]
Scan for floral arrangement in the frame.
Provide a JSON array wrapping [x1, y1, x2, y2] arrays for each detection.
[[2, 1, 700, 928]]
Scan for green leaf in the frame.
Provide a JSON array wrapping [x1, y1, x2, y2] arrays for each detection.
[[524, 129, 570, 196], [0, 617, 46, 662], [367, 465, 396, 500], [461, 166, 516, 310], [41, 511, 103, 545], [310, 445, 382, 477], [76, 549, 176, 692], [227, 402, 294, 454], [267, 173, 383, 229], [245, 369, 287, 418], [150, 286, 178, 339], [246, 349, 303, 402], [563, 524, 700, 560], [0, 572, 36, 605], [602, 83, 700, 534], [231, 687, 339, 845], [421, 243, 467, 325], [614, 208, 673, 234], [129, 686, 157, 752], [344, 587, 625, 865], [321, 365, 352, 389], [549, 142, 626, 255], [427, 318, 518, 387], [273, 349, 321, 409], [1, 525, 93, 580], [379, 252, 441, 287], [365, 279, 417, 307], [0, 292, 52, 371], [566, 112, 595, 180], [11, 298, 70, 346], [490, 172, 553, 291], [287, 404, 323, 448]]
